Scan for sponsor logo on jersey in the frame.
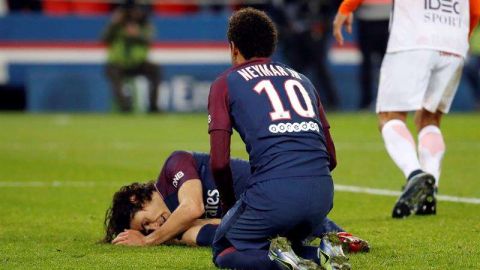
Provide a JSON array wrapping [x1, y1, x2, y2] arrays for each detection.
[[205, 189, 220, 218], [424, 0, 462, 28], [425, 0, 460, 14], [172, 171, 184, 188], [208, 114, 212, 124], [268, 121, 320, 134]]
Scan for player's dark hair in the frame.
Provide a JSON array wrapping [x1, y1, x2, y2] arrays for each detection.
[[102, 181, 156, 243], [227, 7, 277, 60]]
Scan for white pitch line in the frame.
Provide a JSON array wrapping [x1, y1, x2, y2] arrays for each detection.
[[335, 184, 480, 205], [0, 181, 479, 205], [0, 181, 118, 188]]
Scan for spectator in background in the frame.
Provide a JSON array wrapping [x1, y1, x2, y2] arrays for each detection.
[[272, 0, 340, 110], [355, 0, 391, 110], [102, 1, 160, 113], [465, 27, 480, 110]]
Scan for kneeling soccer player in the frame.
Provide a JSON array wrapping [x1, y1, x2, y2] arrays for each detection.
[[207, 7, 352, 270], [103, 151, 369, 268]]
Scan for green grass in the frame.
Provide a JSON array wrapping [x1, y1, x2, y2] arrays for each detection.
[[0, 113, 479, 269]]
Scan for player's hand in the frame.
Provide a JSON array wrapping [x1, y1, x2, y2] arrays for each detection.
[[112, 229, 146, 246], [333, 12, 353, 45]]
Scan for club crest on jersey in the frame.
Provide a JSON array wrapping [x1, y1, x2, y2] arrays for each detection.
[[172, 171, 184, 188]]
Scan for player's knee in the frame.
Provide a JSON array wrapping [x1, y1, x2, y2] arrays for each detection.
[[414, 109, 442, 130], [214, 247, 237, 268], [214, 255, 227, 268]]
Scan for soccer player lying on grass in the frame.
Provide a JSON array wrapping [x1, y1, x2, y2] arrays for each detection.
[[103, 151, 369, 254]]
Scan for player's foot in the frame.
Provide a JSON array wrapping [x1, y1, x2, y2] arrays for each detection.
[[303, 231, 369, 255], [320, 233, 351, 270], [269, 236, 329, 270], [336, 232, 370, 253], [392, 172, 436, 218], [415, 187, 437, 215]]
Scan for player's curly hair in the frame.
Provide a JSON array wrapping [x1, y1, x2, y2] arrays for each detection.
[[227, 7, 278, 60], [102, 181, 156, 243]]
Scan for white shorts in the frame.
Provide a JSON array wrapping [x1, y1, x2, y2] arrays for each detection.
[[376, 50, 464, 113]]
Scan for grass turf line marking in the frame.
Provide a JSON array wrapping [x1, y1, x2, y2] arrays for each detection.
[[1, 181, 479, 205], [335, 184, 480, 205]]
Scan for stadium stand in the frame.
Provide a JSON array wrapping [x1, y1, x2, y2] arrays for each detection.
[[42, 0, 111, 15], [0, 1, 477, 112]]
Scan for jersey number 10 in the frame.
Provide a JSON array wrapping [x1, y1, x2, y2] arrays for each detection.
[[254, 79, 316, 121]]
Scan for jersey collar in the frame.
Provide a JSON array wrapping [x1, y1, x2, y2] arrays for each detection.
[[232, 57, 271, 70]]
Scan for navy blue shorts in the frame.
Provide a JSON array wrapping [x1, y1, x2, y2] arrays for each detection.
[[212, 176, 334, 259]]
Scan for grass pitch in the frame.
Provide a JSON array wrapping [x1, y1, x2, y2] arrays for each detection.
[[0, 113, 479, 269]]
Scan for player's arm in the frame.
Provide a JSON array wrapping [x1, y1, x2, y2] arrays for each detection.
[[208, 76, 236, 214], [210, 131, 236, 213], [333, 0, 364, 45], [317, 97, 337, 171], [144, 179, 205, 246]]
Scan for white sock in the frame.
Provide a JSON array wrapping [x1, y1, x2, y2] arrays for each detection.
[[418, 125, 445, 187], [381, 119, 422, 178]]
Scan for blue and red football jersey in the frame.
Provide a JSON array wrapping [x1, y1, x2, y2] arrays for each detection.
[[155, 151, 250, 218], [208, 58, 333, 186]]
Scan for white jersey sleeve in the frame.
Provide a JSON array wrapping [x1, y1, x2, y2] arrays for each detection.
[[387, 0, 470, 58]]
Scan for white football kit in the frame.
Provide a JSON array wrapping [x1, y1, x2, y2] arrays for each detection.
[[376, 0, 470, 113]]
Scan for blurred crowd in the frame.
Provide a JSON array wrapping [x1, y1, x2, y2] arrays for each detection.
[[95, 0, 350, 112], [3, 0, 479, 111], [5, 0, 260, 16]]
